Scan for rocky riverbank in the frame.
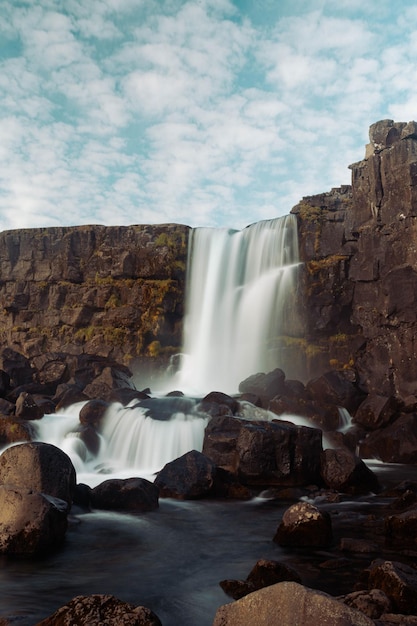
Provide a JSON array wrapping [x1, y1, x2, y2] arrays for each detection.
[[0, 349, 416, 624]]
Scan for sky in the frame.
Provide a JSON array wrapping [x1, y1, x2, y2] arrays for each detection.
[[1, 0, 417, 232]]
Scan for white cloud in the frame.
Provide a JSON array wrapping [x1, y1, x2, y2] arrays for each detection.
[[0, 0, 416, 232]]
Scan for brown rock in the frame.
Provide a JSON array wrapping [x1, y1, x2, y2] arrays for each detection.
[[0, 485, 68, 555], [274, 502, 333, 547], [79, 399, 109, 427], [385, 505, 417, 548], [354, 394, 398, 430], [212, 581, 374, 626], [91, 478, 159, 512], [154, 449, 216, 499], [0, 442, 76, 508], [37, 594, 162, 626], [320, 448, 380, 494], [366, 559, 417, 614], [359, 414, 417, 463], [15, 391, 44, 420], [220, 558, 301, 599], [340, 588, 392, 619]]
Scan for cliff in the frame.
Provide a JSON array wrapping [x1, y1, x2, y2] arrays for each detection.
[[294, 119, 417, 404], [0, 223, 189, 369], [2, 119, 417, 404]]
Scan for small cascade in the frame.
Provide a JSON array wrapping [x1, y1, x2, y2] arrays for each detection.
[[33, 401, 209, 486], [338, 407, 353, 432], [175, 215, 300, 395]]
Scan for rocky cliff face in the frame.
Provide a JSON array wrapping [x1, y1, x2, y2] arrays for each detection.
[[0, 224, 188, 370], [2, 119, 417, 404], [294, 119, 417, 404]]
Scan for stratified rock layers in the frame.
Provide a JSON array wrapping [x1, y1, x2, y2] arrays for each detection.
[[293, 119, 417, 402], [1, 120, 417, 401], [0, 223, 188, 371]]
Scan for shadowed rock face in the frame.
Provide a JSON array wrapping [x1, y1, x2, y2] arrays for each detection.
[[0, 223, 189, 370], [293, 119, 417, 402], [1, 121, 417, 403]]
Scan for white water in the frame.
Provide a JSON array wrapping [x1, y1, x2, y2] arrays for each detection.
[[174, 215, 300, 395], [33, 402, 210, 487], [27, 217, 302, 486]]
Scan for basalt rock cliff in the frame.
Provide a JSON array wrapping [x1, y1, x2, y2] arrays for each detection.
[[0, 223, 188, 373], [1, 120, 417, 404], [293, 119, 417, 404]]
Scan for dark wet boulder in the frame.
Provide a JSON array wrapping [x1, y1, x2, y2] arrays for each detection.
[[0, 348, 33, 388], [91, 477, 159, 512], [0, 416, 33, 445], [31, 352, 69, 388], [15, 391, 44, 420], [154, 449, 216, 499], [198, 391, 239, 417], [37, 594, 162, 626], [274, 502, 333, 548], [220, 558, 301, 599], [212, 581, 374, 626], [73, 482, 92, 510], [238, 368, 286, 407], [320, 447, 380, 494], [340, 589, 392, 619], [79, 399, 109, 427], [137, 396, 197, 421], [364, 560, 417, 615], [54, 383, 89, 411], [385, 505, 417, 548], [0, 442, 76, 508], [359, 414, 417, 463], [0, 485, 68, 555], [354, 393, 399, 430], [306, 370, 365, 414], [203, 416, 323, 487], [202, 415, 244, 474]]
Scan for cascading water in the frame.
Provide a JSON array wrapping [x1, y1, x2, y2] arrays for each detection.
[[33, 400, 210, 486], [175, 215, 300, 394], [25, 216, 301, 485]]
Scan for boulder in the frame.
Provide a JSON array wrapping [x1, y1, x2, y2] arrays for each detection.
[[0, 416, 33, 446], [202, 415, 242, 473], [220, 558, 301, 599], [238, 368, 286, 407], [364, 560, 417, 615], [359, 414, 417, 463], [91, 478, 159, 512], [340, 589, 392, 619], [274, 502, 333, 547], [203, 416, 323, 487], [320, 448, 380, 494], [0, 348, 33, 388], [306, 370, 365, 414], [212, 581, 374, 626], [0, 485, 68, 555], [154, 449, 216, 499], [0, 442, 76, 508], [385, 505, 417, 548], [79, 399, 109, 427], [198, 391, 238, 417], [354, 394, 398, 430], [15, 391, 44, 420], [37, 594, 162, 626]]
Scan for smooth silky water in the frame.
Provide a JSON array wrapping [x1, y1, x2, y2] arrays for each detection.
[[0, 217, 414, 624]]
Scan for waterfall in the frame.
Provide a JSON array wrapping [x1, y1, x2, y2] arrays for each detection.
[[176, 215, 300, 394], [33, 401, 210, 486]]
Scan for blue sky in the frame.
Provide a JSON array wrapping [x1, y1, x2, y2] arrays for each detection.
[[1, 0, 417, 231]]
